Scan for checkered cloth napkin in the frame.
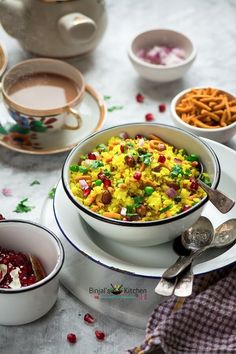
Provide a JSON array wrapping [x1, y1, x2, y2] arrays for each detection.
[[127, 264, 236, 354]]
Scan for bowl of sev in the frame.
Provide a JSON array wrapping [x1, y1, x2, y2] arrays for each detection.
[[62, 123, 220, 247], [171, 87, 236, 143]]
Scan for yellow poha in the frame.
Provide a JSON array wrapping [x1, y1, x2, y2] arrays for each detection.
[[69, 133, 211, 222]]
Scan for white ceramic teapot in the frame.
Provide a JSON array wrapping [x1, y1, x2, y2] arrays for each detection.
[[0, 0, 107, 58]]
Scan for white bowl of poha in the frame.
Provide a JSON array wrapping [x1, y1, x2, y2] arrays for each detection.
[[62, 123, 220, 247]]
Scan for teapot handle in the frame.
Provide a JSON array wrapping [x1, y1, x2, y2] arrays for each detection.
[[58, 13, 97, 43]]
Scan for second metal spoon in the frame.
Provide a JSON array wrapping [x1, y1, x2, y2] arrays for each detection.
[[163, 218, 236, 279]]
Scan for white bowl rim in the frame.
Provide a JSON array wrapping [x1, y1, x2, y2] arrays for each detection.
[[62, 122, 221, 227], [128, 28, 197, 69], [0, 219, 64, 294], [171, 86, 236, 132]]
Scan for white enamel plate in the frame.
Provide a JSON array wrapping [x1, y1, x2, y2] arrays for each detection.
[[53, 139, 236, 278]]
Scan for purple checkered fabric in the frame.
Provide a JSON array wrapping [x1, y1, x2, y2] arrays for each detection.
[[127, 264, 236, 354]]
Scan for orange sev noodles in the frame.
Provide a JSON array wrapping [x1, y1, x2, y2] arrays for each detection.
[[175, 87, 236, 128]]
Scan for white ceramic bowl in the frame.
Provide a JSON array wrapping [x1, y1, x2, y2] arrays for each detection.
[[171, 87, 236, 143], [62, 123, 220, 247], [0, 220, 64, 325], [128, 29, 196, 83]]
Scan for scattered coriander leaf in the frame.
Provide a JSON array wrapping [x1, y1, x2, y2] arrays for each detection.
[[14, 198, 35, 213], [30, 180, 40, 186], [103, 95, 111, 101], [108, 105, 124, 112], [48, 187, 56, 199]]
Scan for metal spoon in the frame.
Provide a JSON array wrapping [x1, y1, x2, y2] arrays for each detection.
[[163, 218, 236, 279], [198, 162, 235, 214], [162, 216, 214, 279], [155, 216, 213, 295]]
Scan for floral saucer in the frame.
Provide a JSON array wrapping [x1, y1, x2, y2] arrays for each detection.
[[0, 85, 106, 155]]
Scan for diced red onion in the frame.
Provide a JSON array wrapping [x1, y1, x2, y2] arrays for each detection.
[[138, 138, 145, 147], [120, 207, 127, 216], [79, 179, 89, 190], [137, 46, 186, 66], [119, 132, 129, 139], [166, 187, 177, 199]]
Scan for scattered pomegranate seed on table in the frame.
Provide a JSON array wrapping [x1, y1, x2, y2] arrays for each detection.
[[145, 113, 154, 121], [95, 330, 105, 341], [67, 333, 77, 344], [136, 93, 144, 103], [84, 313, 95, 324], [158, 103, 166, 112]]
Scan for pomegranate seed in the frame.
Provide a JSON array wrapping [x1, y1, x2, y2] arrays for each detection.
[[158, 155, 166, 163], [88, 153, 96, 160], [0, 214, 5, 220], [190, 181, 199, 190], [145, 113, 154, 121], [158, 103, 166, 112], [83, 188, 91, 197], [182, 205, 191, 212], [136, 93, 144, 103], [97, 172, 106, 181], [84, 313, 95, 324], [133, 171, 142, 181], [67, 333, 77, 343], [95, 330, 105, 341], [135, 134, 144, 139], [103, 178, 111, 188], [120, 145, 125, 153]]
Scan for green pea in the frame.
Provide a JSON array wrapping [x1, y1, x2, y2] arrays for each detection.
[[69, 165, 80, 172], [78, 166, 88, 174], [94, 179, 102, 186], [145, 186, 154, 196]]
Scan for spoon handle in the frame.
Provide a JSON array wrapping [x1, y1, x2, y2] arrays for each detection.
[[198, 180, 235, 214], [174, 265, 194, 297], [163, 249, 204, 279]]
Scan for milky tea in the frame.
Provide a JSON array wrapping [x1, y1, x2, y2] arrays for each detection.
[[7, 73, 79, 110]]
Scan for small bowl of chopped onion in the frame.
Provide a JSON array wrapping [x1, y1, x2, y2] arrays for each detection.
[[128, 29, 197, 83]]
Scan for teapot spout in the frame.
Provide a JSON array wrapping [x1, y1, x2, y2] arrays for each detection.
[[0, 0, 25, 38]]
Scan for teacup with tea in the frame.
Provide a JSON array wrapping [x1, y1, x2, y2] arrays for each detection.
[[1, 58, 85, 134]]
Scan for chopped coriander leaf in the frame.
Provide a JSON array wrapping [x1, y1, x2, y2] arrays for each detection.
[[184, 168, 191, 176], [103, 95, 111, 101], [186, 154, 199, 162], [104, 169, 111, 177], [159, 204, 173, 213], [144, 157, 151, 165], [90, 160, 104, 169], [14, 198, 35, 213], [171, 165, 183, 178], [126, 205, 135, 214], [96, 143, 108, 152], [48, 187, 56, 199], [133, 196, 143, 207], [30, 180, 40, 186], [108, 105, 123, 112], [200, 174, 212, 186]]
